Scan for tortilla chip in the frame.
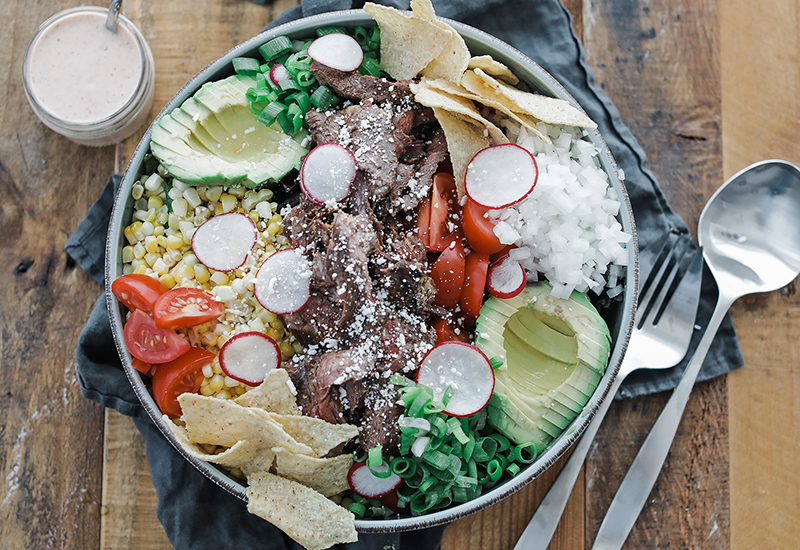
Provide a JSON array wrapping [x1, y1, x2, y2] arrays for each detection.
[[179, 393, 313, 456], [267, 413, 360, 458], [432, 107, 490, 200], [234, 368, 301, 416], [239, 447, 277, 478], [364, 3, 452, 81], [410, 0, 470, 82], [410, 81, 508, 145], [468, 55, 519, 85], [273, 447, 353, 497], [423, 77, 550, 143], [247, 471, 358, 550], [468, 68, 597, 128], [164, 416, 260, 469]]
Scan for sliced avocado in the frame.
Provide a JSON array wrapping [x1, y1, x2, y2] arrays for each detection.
[[478, 281, 611, 446], [150, 75, 308, 188]]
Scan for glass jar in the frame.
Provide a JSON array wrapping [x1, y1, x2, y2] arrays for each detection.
[[22, 7, 155, 147]]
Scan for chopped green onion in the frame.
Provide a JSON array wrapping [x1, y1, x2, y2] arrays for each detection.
[[232, 57, 260, 76], [472, 437, 498, 462], [369, 25, 381, 51], [391, 457, 417, 478], [310, 85, 338, 110], [246, 87, 272, 103], [447, 417, 470, 445], [487, 459, 503, 482], [259, 36, 293, 61], [285, 91, 311, 113], [489, 433, 512, 453], [507, 463, 521, 477], [390, 374, 412, 387], [429, 416, 446, 436], [316, 26, 347, 37], [442, 386, 454, 406], [249, 100, 268, 116], [256, 101, 287, 126], [278, 78, 300, 92], [358, 57, 383, 77], [354, 26, 371, 49], [489, 356, 505, 370], [424, 400, 446, 414], [294, 70, 316, 88], [347, 501, 366, 517], [513, 442, 538, 464], [259, 62, 271, 74], [286, 51, 313, 74]]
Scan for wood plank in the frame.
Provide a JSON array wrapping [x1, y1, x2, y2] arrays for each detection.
[[720, 0, 800, 547], [579, 0, 730, 547], [0, 1, 112, 548]]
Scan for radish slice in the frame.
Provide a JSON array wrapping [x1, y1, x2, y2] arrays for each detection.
[[191, 212, 257, 272], [347, 461, 402, 498], [465, 144, 538, 209], [270, 63, 290, 86], [307, 33, 364, 73], [254, 248, 312, 314], [487, 255, 527, 299], [219, 331, 280, 385], [416, 342, 495, 417], [300, 144, 357, 205]]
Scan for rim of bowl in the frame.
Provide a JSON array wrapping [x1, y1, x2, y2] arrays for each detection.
[[105, 9, 638, 533]]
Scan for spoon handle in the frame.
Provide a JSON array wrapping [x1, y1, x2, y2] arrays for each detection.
[[590, 294, 735, 550]]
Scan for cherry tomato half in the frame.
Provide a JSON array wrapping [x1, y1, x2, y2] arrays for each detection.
[[416, 196, 432, 248], [428, 173, 459, 252], [462, 199, 506, 255], [430, 235, 466, 309], [459, 251, 490, 325], [153, 287, 225, 329], [431, 317, 471, 344], [151, 347, 215, 418], [111, 274, 168, 315], [123, 309, 190, 364], [131, 357, 154, 376]]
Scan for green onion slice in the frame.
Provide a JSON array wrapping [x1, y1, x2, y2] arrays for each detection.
[[259, 36, 293, 61]]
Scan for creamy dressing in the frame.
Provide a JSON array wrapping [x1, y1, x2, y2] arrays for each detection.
[[27, 11, 143, 123]]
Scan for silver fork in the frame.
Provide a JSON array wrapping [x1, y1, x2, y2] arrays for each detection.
[[513, 231, 704, 550]]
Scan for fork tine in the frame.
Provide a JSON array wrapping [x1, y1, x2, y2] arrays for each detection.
[[653, 246, 703, 324], [638, 236, 694, 327], [638, 232, 674, 300]]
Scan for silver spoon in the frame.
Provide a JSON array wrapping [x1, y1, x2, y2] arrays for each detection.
[[106, 0, 123, 33], [591, 159, 800, 549]]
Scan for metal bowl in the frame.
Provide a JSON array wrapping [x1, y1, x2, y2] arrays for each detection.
[[105, 9, 637, 533]]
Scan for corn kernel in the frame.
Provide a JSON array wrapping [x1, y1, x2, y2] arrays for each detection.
[[202, 364, 214, 378], [266, 222, 282, 236], [249, 211, 259, 223], [165, 235, 184, 250], [224, 376, 239, 388], [214, 389, 232, 400], [144, 235, 159, 254], [228, 185, 245, 198], [183, 187, 202, 209], [132, 243, 146, 260], [194, 264, 210, 284], [144, 173, 164, 193], [200, 384, 216, 396], [213, 202, 225, 216], [172, 198, 189, 219], [208, 374, 225, 393], [257, 188, 274, 201], [171, 262, 194, 283], [265, 327, 281, 340], [134, 263, 148, 275], [205, 186, 223, 202], [131, 183, 144, 200], [183, 253, 199, 267], [292, 341, 303, 354], [122, 265, 133, 275], [153, 225, 165, 237], [220, 193, 238, 213], [172, 179, 188, 191], [279, 341, 295, 357], [210, 271, 229, 286], [122, 246, 134, 264], [148, 196, 164, 211], [212, 361, 224, 375], [200, 331, 217, 348], [159, 273, 176, 289]]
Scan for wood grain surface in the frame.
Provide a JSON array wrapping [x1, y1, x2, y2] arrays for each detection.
[[1, 0, 798, 549]]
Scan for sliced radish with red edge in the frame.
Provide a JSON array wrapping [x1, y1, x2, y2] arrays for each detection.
[[465, 144, 538, 209], [416, 341, 495, 417], [307, 33, 364, 73], [347, 461, 401, 498], [269, 63, 290, 86], [219, 331, 280, 385], [487, 255, 527, 299], [254, 248, 312, 314], [300, 144, 357, 205], [191, 212, 257, 272]]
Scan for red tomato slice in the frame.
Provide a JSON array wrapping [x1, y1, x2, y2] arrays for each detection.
[[429, 173, 459, 252], [431, 317, 471, 344], [151, 347, 215, 418], [123, 309, 190, 364], [462, 199, 506, 255], [430, 235, 466, 309], [111, 274, 168, 315], [131, 357, 154, 376], [459, 251, 490, 325], [417, 196, 432, 248], [153, 288, 225, 329]]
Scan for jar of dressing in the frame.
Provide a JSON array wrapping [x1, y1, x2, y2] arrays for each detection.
[[22, 7, 155, 147]]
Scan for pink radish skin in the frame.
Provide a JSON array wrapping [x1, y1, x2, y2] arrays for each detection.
[[347, 461, 401, 498], [191, 212, 258, 272], [270, 63, 290, 86], [416, 342, 495, 417], [219, 331, 280, 385], [307, 33, 364, 73], [254, 248, 312, 314], [465, 144, 538, 209], [486, 255, 527, 299], [300, 143, 357, 205]]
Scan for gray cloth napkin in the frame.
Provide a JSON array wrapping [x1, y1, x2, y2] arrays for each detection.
[[66, 1, 744, 548]]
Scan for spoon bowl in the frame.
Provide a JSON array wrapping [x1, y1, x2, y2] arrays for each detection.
[[699, 159, 800, 296]]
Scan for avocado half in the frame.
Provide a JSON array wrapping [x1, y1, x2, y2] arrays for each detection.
[[475, 282, 611, 449], [150, 75, 308, 188]]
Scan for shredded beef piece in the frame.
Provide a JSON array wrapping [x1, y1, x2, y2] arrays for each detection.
[[310, 61, 415, 104]]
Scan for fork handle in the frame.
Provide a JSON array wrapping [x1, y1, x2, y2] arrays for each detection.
[[513, 371, 626, 550], [590, 294, 735, 550]]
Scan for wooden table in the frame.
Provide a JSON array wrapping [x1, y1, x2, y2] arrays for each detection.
[[2, 0, 798, 548]]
